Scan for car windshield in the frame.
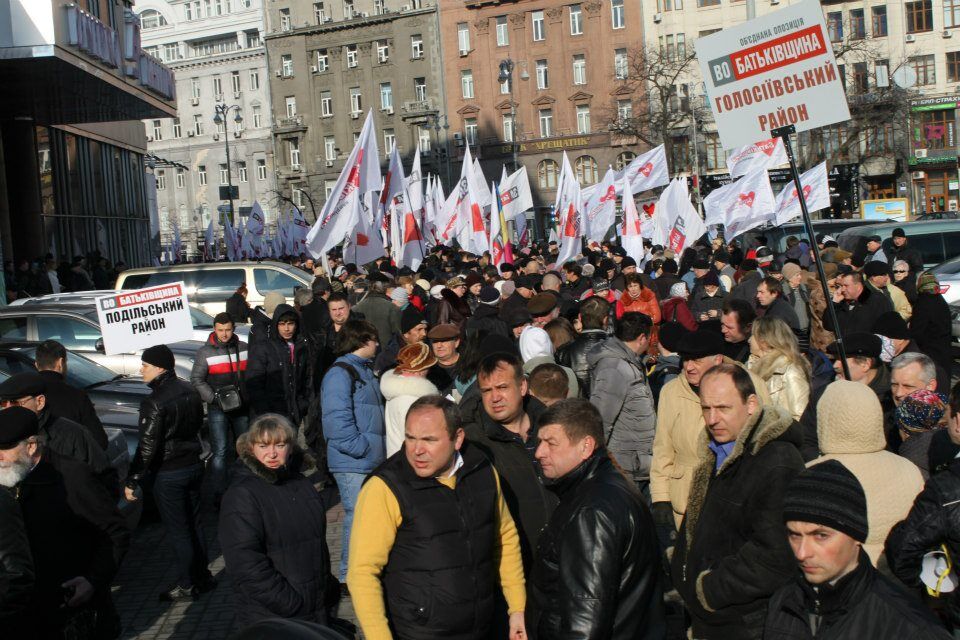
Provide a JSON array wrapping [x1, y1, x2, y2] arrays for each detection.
[[190, 306, 214, 329], [932, 256, 960, 276]]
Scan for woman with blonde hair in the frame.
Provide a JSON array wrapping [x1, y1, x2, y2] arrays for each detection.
[[219, 413, 333, 626], [748, 316, 811, 421]]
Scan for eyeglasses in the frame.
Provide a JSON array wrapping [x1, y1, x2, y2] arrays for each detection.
[[892, 270, 908, 274], [0, 397, 34, 408]]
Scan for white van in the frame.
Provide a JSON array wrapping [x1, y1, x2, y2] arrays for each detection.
[[115, 261, 312, 317]]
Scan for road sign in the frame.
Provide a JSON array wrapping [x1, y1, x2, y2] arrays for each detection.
[[696, 0, 851, 149]]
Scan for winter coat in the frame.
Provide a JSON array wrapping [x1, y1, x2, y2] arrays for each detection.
[[895, 276, 919, 305], [729, 270, 763, 304], [226, 293, 251, 324], [824, 285, 894, 337], [555, 329, 608, 398], [887, 283, 913, 321], [891, 242, 924, 275], [910, 292, 952, 376], [672, 407, 805, 640], [764, 550, 952, 640], [887, 458, 960, 629], [0, 485, 33, 629], [759, 297, 800, 331], [37, 370, 107, 450], [652, 273, 682, 302], [429, 289, 471, 332], [563, 277, 592, 301], [690, 289, 727, 322], [804, 276, 835, 352], [661, 297, 698, 331], [246, 304, 312, 424], [811, 396, 925, 565], [190, 332, 248, 406], [248, 307, 273, 347], [747, 354, 810, 421], [650, 360, 773, 527], [465, 303, 509, 340], [615, 287, 661, 322], [587, 338, 657, 480], [897, 430, 938, 479], [379, 369, 439, 457], [527, 452, 665, 640], [649, 353, 681, 407], [128, 370, 204, 486], [354, 292, 402, 346], [219, 449, 330, 627], [320, 353, 385, 474]]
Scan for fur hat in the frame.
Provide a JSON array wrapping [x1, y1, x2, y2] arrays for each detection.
[[395, 342, 437, 373]]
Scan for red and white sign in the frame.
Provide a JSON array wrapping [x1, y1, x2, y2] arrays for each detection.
[[726, 138, 788, 178], [696, 0, 850, 149], [703, 169, 777, 239], [96, 283, 194, 355]]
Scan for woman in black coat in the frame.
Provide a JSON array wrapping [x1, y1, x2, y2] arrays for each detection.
[[219, 414, 332, 627], [909, 272, 953, 376], [226, 284, 252, 324]]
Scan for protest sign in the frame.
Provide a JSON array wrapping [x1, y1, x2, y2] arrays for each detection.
[[95, 283, 194, 355], [696, 0, 850, 149]]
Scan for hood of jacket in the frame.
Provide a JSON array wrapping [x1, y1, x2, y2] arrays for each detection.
[[207, 331, 240, 347], [817, 380, 886, 455], [379, 367, 439, 402], [237, 447, 316, 484], [270, 303, 300, 340], [585, 336, 641, 369]]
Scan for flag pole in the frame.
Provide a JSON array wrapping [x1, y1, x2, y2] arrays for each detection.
[[771, 124, 850, 380]]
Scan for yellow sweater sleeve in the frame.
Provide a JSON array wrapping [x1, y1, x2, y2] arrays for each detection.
[[346, 476, 402, 640], [493, 470, 527, 614]]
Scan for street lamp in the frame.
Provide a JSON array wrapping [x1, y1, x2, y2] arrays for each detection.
[[212, 103, 243, 226], [498, 59, 520, 173], [429, 112, 451, 191]]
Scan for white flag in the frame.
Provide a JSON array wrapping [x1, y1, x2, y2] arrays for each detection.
[[397, 185, 426, 271], [703, 169, 776, 240], [306, 110, 380, 258], [344, 191, 385, 266], [726, 137, 788, 178], [497, 166, 534, 220], [773, 161, 830, 225], [247, 201, 266, 236], [658, 178, 706, 254], [471, 157, 491, 208], [616, 144, 670, 194], [583, 167, 617, 242], [555, 152, 583, 266], [620, 178, 645, 263], [463, 168, 489, 255], [436, 146, 472, 245]]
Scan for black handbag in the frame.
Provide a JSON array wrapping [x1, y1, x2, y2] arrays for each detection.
[[213, 344, 243, 412]]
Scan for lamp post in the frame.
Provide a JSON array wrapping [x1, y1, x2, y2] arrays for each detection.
[[498, 59, 520, 173], [429, 113, 451, 191], [212, 103, 243, 226]]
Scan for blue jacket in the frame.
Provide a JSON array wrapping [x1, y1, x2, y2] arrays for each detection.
[[320, 353, 386, 474]]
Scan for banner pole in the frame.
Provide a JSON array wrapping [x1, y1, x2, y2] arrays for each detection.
[[771, 124, 850, 380]]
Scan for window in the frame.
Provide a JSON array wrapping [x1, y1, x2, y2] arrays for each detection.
[[325, 180, 337, 199], [464, 118, 478, 145], [230, 71, 241, 95], [236, 161, 247, 183], [418, 126, 431, 152], [376, 40, 389, 63], [374, 0, 384, 14], [213, 77, 224, 100], [151, 120, 163, 141], [314, 1, 326, 22], [346, 45, 358, 68], [852, 62, 868, 93], [219, 163, 229, 184], [289, 139, 301, 168], [279, 8, 291, 31], [414, 78, 427, 101], [576, 105, 591, 134], [185, 2, 197, 21], [191, 77, 201, 98], [325, 136, 337, 160], [383, 129, 396, 154], [698, 0, 719, 6], [321, 91, 333, 116], [946, 0, 960, 28], [380, 82, 393, 110], [500, 77, 510, 94], [458, 22, 470, 54], [538, 159, 559, 189], [615, 48, 628, 79], [461, 70, 475, 99], [198, 165, 207, 185], [948, 51, 960, 81], [257, 159, 267, 180], [616, 151, 636, 170], [193, 114, 204, 135], [496, 16, 509, 46], [573, 54, 586, 85], [292, 189, 304, 208], [212, 0, 225, 16], [617, 99, 632, 121], [283, 96, 295, 117], [657, 0, 682, 11], [704, 135, 724, 170], [611, 0, 624, 28], [156, 169, 166, 190], [535, 60, 549, 89], [316, 49, 329, 71], [850, 9, 865, 39], [253, 269, 303, 296], [539, 108, 553, 137], [502, 113, 514, 141], [872, 5, 888, 35], [575, 156, 598, 185], [911, 54, 936, 84], [349, 87, 362, 114], [875, 59, 889, 86], [570, 4, 583, 35], [906, 0, 933, 33], [281, 54, 293, 77], [162, 43, 180, 62], [140, 9, 168, 29], [827, 12, 843, 41], [35, 317, 101, 351], [344, 0, 355, 19], [411, 34, 423, 59], [252, 105, 262, 128], [916, 109, 956, 152], [216, 117, 225, 135], [532, 11, 545, 41], [0, 317, 27, 342], [176, 168, 185, 188]]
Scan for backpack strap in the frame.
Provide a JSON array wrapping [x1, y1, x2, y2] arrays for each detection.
[[330, 361, 363, 393]]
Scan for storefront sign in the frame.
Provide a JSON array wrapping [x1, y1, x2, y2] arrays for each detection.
[[696, 0, 851, 149], [910, 96, 960, 111], [65, 4, 122, 69], [861, 198, 908, 221], [95, 283, 194, 355], [494, 135, 594, 156]]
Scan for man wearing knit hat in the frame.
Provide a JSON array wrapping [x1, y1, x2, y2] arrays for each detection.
[[766, 460, 951, 639], [373, 305, 428, 375], [465, 286, 510, 339], [864, 260, 912, 321]]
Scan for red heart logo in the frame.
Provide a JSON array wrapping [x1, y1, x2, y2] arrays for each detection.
[[356, 233, 369, 246], [738, 191, 756, 207], [638, 162, 654, 177], [759, 139, 776, 156], [642, 203, 656, 217]]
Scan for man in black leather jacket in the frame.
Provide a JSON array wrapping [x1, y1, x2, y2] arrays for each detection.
[[555, 296, 610, 398], [527, 399, 665, 640], [125, 344, 214, 602]]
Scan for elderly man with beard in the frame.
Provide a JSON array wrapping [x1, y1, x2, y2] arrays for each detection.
[[0, 407, 128, 639]]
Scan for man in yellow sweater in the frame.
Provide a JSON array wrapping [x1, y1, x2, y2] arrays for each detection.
[[346, 395, 527, 640]]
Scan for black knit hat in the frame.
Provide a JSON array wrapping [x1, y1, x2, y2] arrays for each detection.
[[141, 344, 175, 371], [400, 305, 427, 334], [872, 311, 910, 340], [782, 460, 868, 543]]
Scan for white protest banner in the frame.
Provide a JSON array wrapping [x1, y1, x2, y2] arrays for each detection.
[[696, 0, 850, 149], [726, 138, 788, 177], [95, 283, 194, 355], [774, 160, 830, 224]]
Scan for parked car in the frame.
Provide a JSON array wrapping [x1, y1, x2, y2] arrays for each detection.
[[115, 261, 312, 317], [740, 219, 877, 254], [932, 255, 960, 306], [0, 304, 201, 380], [837, 220, 960, 268]]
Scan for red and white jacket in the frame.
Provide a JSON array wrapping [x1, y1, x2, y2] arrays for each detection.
[[190, 332, 248, 405]]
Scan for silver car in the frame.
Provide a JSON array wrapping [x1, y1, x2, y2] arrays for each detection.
[[932, 256, 960, 306]]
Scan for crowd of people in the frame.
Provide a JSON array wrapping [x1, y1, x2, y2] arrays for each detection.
[[1, 224, 959, 640]]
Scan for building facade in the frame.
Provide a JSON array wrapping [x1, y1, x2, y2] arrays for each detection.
[[264, 0, 445, 218], [137, 0, 277, 257], [0, 0, 176, 268], [439, 0, 645, 234]]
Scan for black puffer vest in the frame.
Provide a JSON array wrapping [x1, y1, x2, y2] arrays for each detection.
[[373, 443, 498, 640]]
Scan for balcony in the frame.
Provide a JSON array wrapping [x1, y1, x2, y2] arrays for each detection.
[[275, 115, 307, 134]]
